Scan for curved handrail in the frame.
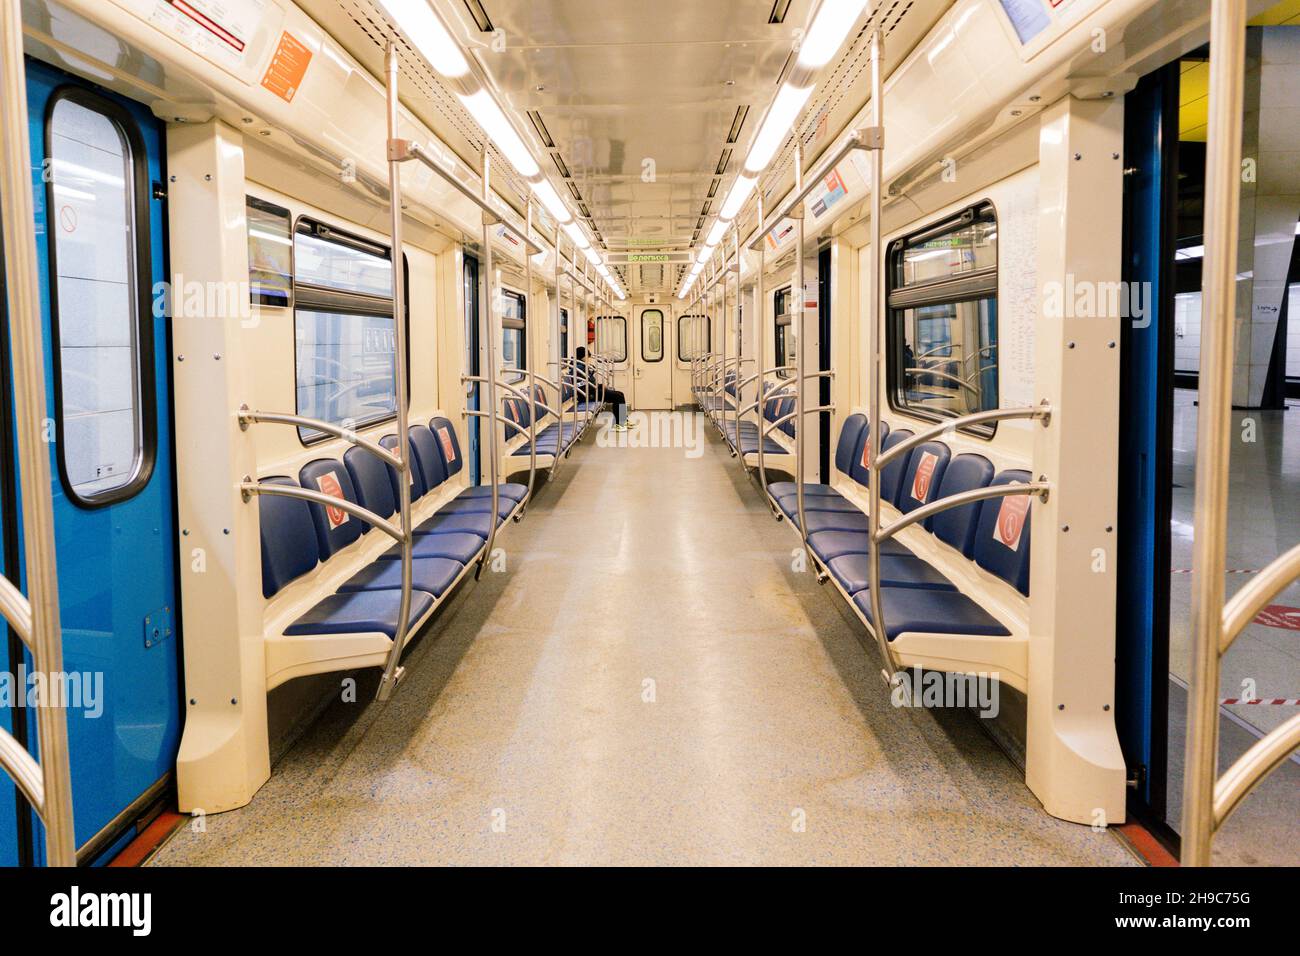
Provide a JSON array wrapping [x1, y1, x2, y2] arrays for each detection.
[[0, 575, 31, 647], [904, 366, 979, 396], [1212, 713, 1300, 830], [1219, 541, 1300, 653], [240, 480, 406, 542], [238, 406, 403, 470], [875, 481, 1051, 543], [0, 731, 44, 816], [876, 404, 1053, 468]]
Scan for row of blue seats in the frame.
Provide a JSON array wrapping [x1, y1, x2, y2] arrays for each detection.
[[501, 382, 587, 458], [772, 413, 1033, 641], [704, 378, 795, 457], [259, 415, 527, 640]]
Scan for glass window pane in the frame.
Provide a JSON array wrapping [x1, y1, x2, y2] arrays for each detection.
[[294, 228, 393, 296], [889, 204, 1000, 425], [295, 310, 396, 440], [595, 316, 627, 362], [678, 314, 709, 360], [642, 309, 664, 362], [49, 97, 144, 500], [247, 196, 292, 307]]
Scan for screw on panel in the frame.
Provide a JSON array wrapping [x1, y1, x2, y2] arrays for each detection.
[[1074, 152, 1082, 161]]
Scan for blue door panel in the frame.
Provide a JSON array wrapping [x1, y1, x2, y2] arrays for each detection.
[[18, 59, 180, 861]]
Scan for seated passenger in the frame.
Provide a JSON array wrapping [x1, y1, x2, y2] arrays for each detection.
[[576, 346, 635, 431]]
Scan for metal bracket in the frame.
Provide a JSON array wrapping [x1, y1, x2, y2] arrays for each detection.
[[376, 665, 406, 701], [237, 403, 251, 431], [482, 210, 501, 227], [860, 126, 885, 150], [143, 605, 174, 649], [387, 138, 415, 162], [240, 475, 253, 503]]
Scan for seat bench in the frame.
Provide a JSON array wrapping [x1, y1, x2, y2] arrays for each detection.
[[763, 411, 1034, 686], [258, 414, 525, 689]]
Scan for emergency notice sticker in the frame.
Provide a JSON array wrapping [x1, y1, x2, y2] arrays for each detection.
[[860, 439, 872, 469], [314, 472, 349, 529], [910, 451, 939, 502], [993, 492, 1031, 551], [261, 31, 312, 103], [438, 426, 457, 463]]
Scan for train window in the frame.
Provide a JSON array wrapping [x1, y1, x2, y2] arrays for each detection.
[[293, 218, 403, 443], [641, 309, 664, 362], [560, 307, 569, 360], [246, 196, 292, 307], [774, 287, 793, 378], [502, 289, 526, 381], [594, 315, 627, 362], [886, 201, 999, 434], [677, 314, 709, 361], [46, 91, 154, 505]]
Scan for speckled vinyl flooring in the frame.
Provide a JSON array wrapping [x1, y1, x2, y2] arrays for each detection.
[[152, 414, 1136, 866]]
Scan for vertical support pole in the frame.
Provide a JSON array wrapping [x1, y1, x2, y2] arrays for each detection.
[[1182, 0, 1247, 867], [756, 192, 769, 499], [864, 29, 897, 682], [0, 0, 75, 865], [377, 42, 413, 700], [523, 200, 536, 511], [793, 143, 809, 549], [721, 248, 729, 447], [733, 226, 743, 470], [477, 151, 501, 578]]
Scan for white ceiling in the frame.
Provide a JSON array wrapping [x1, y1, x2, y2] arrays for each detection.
[[314, 0, 949, 293]]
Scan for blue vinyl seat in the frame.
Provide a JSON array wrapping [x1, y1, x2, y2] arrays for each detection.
[[339, 556, 463, 597], [852, 587, 1010, 641], [283, 589, 436, 639]]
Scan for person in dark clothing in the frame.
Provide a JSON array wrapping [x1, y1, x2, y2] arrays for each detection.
[[575, 347, 632, 429]]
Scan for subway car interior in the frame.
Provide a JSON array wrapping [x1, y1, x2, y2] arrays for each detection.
[[0, 0, 1296, 878]]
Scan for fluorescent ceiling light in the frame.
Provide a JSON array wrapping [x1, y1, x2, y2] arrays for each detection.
[[584, 246, 601, 266], [720, 175, 757, 221], [706, 219, 728, 246], [533, 179, 572, 224], [377, 0, 469, 78], [797, 0, 871, 70], [458, 90, 540, 178], [563, 221, 590, 249], [744, 82, 813, 174]]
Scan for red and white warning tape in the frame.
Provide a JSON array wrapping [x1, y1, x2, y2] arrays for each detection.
[[1219, 698, 1300, 706], [1172, 568, 1260, 574]]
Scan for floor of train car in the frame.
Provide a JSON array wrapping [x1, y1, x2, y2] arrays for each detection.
[[1166, 390, 1300, 866], [152, 414, 1136, 866]]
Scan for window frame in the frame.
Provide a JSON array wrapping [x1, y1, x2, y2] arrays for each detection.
[[290, 214, 410, 445], [677, 313, 710, 362], [885, 200, 1000, 439], [43, 85, 158, 509], [774, 286, 793, 379], [500, 287, 527, 381], [640, 308, 665, 363]]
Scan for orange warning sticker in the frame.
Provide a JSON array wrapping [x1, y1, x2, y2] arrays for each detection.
[[314, 472, 349, 530], [437, 426, 456, 464], [910, 451, 939, 502], [859, 439, 872, 469], [993, 492, 1031, 551], [260, 31, 312, 104]]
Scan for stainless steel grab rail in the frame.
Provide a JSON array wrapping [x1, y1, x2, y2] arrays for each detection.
[[875, 404, 1053, 469], [240, 480, 407, 542], [0, 0, 80, 864], [874, 481, 1051, 543], [238, 406, 404, 470]]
